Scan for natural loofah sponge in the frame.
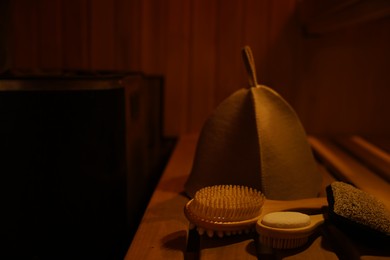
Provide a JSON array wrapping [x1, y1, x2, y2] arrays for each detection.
[[326, 182, 390, 238]]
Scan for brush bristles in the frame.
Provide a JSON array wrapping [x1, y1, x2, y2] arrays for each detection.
[[189, 185, 264, 222], [260, 236, 308, 249]]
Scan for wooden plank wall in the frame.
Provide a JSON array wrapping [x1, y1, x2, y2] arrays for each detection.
[[5, 0, 390, 136]]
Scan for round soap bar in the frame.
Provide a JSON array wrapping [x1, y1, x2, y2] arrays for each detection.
[[261, 211, 311, 228]]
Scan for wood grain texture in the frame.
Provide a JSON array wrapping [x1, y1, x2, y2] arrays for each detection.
[[163, 0, 191, 134], [241, 0, 270, 86], [300, 0, 390, 34], [11, 0, 40, 69], [309, 136, 390, 210], [200, 234, 258, 260], [7, 0, 390, 136], [188, 0, 217, 133], [124, 134, 198, 260], [36, 0, 63, 69], [296, 16, 390, 136], [89, 0, 116, 70], [214, 0, 245, 105], [62, 0, 90, 69], [335, 136, 390, 182]]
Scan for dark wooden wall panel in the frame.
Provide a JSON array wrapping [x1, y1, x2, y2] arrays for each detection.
[[6, 0, 390, 136], [188, 0, 217, 132], [296, 17, 390, 135], [241, 0, 270, 84], [264, 0, 300, 101], [62, 0, 90, 69], [138, 0, 166, 74], [11, 0, 39, 69], [162, 0, 191, 135], [115, 0, 141, 70], [89, 0, 116, 70], [37, 0, 63, 69], [215, 0, 245, 105]]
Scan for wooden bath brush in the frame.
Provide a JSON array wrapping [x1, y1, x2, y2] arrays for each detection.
[[255, 198, 327, 249], [184, 185, 265, 237], [184, 184, 327, 243]]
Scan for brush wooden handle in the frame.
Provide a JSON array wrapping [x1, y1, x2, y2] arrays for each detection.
[[260, 197, 328, 219]]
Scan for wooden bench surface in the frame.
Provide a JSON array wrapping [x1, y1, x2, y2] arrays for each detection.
[[125, 134, 390, 259]]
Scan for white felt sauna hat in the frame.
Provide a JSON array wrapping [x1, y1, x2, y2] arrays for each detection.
[[184, 46, 322, 200]]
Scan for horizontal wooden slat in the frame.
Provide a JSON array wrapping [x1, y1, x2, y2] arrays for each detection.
[[302, 0, 390, 34], [308, 136, 390, 210], [317, 163, 337, 197], [363, 135, 390, 154], [335, 135, 390, 182]]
